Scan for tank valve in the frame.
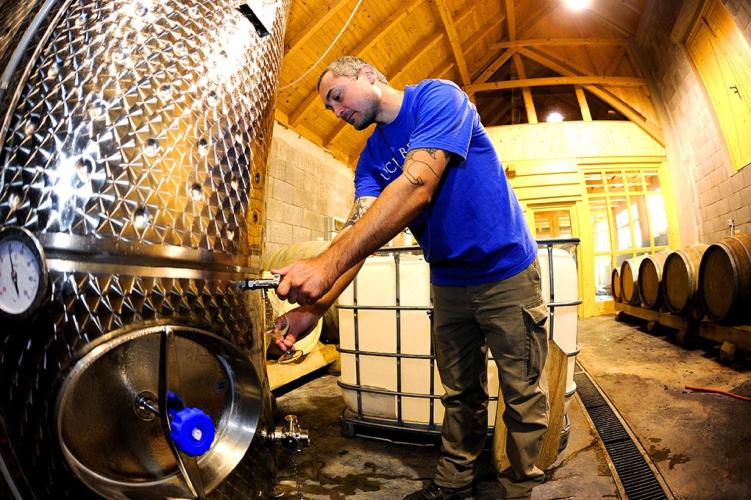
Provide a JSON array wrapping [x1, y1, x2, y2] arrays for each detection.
[[268, 414, 310, 451], [235, 274, 280, 298], [135, 391, 216, 456]]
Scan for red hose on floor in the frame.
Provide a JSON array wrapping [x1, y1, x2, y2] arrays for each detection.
[[685, 385, 751, 402]]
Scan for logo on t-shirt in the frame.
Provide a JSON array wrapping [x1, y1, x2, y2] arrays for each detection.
[[379, 144, 410, 181]]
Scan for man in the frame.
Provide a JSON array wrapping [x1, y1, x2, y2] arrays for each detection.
[[272, 56, 548, 500]]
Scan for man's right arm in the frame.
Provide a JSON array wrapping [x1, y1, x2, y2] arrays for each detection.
[[270, 196, 376, 353], [303, 195, 377, 313]]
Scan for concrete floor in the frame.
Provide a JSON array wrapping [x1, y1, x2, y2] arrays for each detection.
[[273, 315, 751, 499], [576, 314, 751, 499]]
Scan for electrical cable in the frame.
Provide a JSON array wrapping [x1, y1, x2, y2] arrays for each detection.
[[685, 385, 751, 402], [277, 0, 363, 92]]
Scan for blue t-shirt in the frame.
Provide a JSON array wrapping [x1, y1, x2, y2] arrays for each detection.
[[355, 79, 536, 286]]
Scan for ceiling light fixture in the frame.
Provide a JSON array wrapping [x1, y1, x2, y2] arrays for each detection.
[[546, 111, 564, 123], [563, 0, 592, 11]]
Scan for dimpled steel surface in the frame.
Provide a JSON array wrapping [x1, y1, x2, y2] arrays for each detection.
[[0, 0, 288, 497], [0, 1, 41, 72], [0, 0, 278, 260]]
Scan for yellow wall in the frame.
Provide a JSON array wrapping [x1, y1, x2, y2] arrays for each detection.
[[487, 121, 676, 317]]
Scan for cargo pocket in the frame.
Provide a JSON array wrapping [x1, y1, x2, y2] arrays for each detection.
[[522, 299, 548, 382]]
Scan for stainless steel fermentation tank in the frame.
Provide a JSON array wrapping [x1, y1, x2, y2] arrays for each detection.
[[0, 0, 290, 497]]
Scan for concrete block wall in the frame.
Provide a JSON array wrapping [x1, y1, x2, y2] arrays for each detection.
[[634, 0, 751, 244], [263, 122, 354, 258]]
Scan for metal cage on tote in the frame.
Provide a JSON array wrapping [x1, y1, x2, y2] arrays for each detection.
[[336, 238, 581, 445]]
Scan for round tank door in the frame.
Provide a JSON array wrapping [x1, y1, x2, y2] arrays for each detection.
[[55, 325, 262, 498]]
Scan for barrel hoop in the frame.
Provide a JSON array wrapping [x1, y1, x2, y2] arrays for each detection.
[[701, 243, 739, 319], [733, 235, 751, 271]]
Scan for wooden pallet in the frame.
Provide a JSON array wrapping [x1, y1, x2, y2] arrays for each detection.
[[614, 302, 751, 362], [267, 342, 339, 391]]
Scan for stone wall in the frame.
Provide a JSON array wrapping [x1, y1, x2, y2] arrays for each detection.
[[263, 122, 354, 258], [634, 0, 751, 244]]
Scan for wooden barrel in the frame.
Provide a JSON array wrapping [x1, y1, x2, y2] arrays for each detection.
[[620, 255, 648, 305], [699, 234, 751, 322], [611, 267, 622, 302], [662, 243, 708, 315], [637, 251, 670, 309]]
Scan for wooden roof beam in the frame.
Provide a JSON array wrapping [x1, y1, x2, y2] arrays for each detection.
[[483, 98, 513, 126], [572, 15, 599, 75], [276, 109, 351, 165], [505, 0, 516, 41], [464, 15, 506, 56], [435, 0, 471, 85], [470, 0, 554, 85], [517, 47, 664, 144], [494, 38, 626, 50], [474, 48, 516, 83], [464, 75, 646, 93], [575, 86, 592, 121], [283, 0, 354, 58], [323, 33, 450, 147], [586, 9, 632, 38], [512, 53, 537, 123], [322, 1, 479, 148], [618, 0, 642, 16], [288, 0, 424, 127], [517, 0, 558, 36], [605, 46, 626, 75]]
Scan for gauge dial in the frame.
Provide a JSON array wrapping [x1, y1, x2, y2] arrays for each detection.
[[0, 227, 48, 318]]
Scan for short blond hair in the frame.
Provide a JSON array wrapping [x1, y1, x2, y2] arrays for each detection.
[[317, 56, 388, 90]]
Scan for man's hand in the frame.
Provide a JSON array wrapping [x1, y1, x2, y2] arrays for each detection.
[[273, 254, 339, 305], [268, 306, 321, 355]]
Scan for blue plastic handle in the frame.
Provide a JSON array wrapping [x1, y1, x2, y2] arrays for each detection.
[[169, 407, 216, 457]]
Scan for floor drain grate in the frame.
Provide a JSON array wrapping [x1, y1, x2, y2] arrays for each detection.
[[574, 367, 668, 500]]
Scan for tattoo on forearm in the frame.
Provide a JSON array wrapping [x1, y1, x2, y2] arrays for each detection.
[[343, 196, 376, 228], [402, 149, 451, 186]]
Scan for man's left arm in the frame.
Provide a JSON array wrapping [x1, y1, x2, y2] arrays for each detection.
[[274, 148, 451, 305]]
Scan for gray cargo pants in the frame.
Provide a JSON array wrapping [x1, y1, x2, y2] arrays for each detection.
[[431, 259, 549, 497]]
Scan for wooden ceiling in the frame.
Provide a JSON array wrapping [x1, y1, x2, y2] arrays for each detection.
[[275, 0, 661, 167]]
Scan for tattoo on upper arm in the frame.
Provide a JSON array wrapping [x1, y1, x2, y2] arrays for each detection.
[[403, 148, 451, 186], [343, 196, 376, 228]]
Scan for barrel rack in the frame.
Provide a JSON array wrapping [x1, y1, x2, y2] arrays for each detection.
[[614, 302, 751, 363]]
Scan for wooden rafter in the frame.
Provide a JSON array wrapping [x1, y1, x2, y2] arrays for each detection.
[[517, 47, 664, 144], [435, 0, 471, 85], [586, 8, 632, 37], [465, 15, 506, 58], [505, 0, 516, 41], [572, 16, 599, 75], [512, 54, 537, 123], [470, 0, 552, 90], [322, 3, 478, 147], [517, 0, 558, 36], [618, 0, 642, 16], [288, 0, 424, 127], [575, 86, 592, 121], [494, 38, 626, 50], [474, 48, 516, 83], [606, 46, 627, 75], [283, 0, 353, 57], [484, 98, 513, 125], [464, 75, 646, 93], [625, 44, 646, 78], [275, 109, 351, 164], [323, 33, 449, 146]]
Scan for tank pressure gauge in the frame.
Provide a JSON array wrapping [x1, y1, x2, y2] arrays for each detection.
[[0, 226, 48, 318]]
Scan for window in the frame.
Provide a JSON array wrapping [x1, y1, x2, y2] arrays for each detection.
[[585, 168, 669, 301]]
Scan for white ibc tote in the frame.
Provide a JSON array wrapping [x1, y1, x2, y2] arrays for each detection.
[[536, 241, 580, 441], [337, 240, 579, 438]]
